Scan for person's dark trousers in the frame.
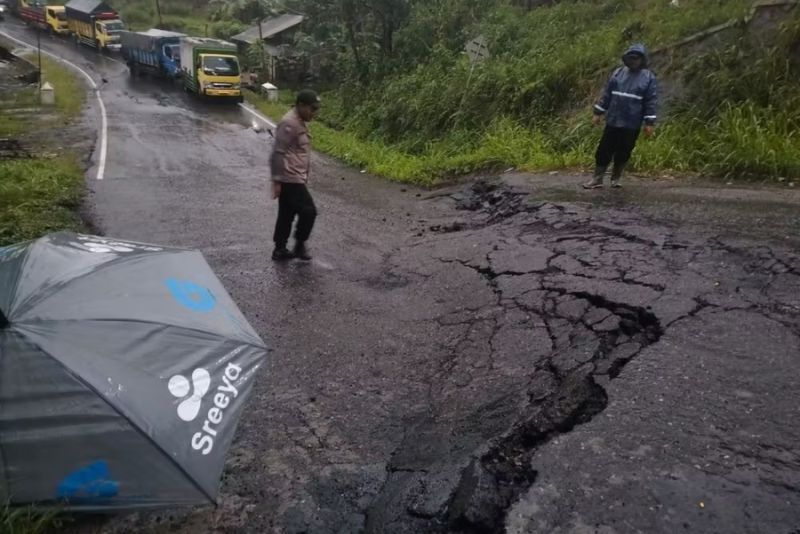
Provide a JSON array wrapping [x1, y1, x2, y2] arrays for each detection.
[[273, 183, 317, 248], [595, 125, 641, 175]]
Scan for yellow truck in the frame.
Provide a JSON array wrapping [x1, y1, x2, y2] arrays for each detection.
[[64, 0, 124, 51], [179, 37, 243, 101], [15, 0, 67, 34], [46, 5, 68, 34]]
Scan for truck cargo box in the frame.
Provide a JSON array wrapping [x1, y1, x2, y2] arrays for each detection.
[[64, 0, 115, 22]]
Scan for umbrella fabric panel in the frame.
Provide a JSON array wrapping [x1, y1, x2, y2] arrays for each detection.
[[0, 331, 208, 509], [0, 243, 30, 321], [14, 247, 263, 348], [14, 320, 267, 498], [5, 234, 168, 322]]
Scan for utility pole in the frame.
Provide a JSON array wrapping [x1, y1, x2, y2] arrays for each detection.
[[37, 29, 42, 90], [257, 3, 266, 75], [154, 0, 162, 26], [258, 19, 265, 73]]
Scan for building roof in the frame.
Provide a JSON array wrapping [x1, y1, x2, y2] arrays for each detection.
[[230, 14, 304, 45]]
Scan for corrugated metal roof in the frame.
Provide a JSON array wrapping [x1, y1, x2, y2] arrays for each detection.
[[230, 14, 304, 45]]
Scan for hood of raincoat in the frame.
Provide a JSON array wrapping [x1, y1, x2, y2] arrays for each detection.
[[622, 43, 648, 69]]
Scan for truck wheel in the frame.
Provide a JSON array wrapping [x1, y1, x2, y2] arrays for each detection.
[[95, 40, 101, 51]]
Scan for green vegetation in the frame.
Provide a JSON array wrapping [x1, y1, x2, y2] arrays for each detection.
[[114, 0, 244, 38], [0, 49, 87, 246], [0, 157, 86, 245], [236, 0, 800, 184], [21, 55, 85, 118], [1, 500, 64, 534], [125, 0, 800, 184], [0, 86, 38, 138]]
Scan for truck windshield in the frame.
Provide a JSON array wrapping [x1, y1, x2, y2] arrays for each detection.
[[202, 56, 240, 76], [56, 12, 66, 20], [165, 44, 180, 60], [104, 21, 124, 32]]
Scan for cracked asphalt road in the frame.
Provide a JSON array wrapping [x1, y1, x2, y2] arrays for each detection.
[[4, 21, 800, 534]]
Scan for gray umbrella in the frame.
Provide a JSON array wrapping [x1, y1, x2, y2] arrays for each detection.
[[0, 232, 268, 510]]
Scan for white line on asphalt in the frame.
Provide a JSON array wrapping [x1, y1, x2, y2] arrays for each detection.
[[0, 30, 109, 180], [239, 102, 277, 128]]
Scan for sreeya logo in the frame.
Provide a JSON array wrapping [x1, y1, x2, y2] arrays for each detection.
[[168, 363, 243, 455], [168, 368, 211, 421]]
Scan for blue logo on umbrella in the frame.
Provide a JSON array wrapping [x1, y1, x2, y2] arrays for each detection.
[[57, 460, 119, 501], [165, 279, 216, 312]]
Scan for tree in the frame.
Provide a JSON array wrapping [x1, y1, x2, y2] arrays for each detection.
[[210, 0, 283, 74]]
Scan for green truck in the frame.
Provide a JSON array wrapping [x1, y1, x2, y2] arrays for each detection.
[[178, 37, 242, 101]]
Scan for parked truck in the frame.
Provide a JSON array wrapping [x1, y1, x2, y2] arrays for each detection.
[[15, 0, 67, 34], [121, 29, 184, 78], [65, 0, 123, 52], [179, 37, 242, 101], [15, 0, 46, 28], [45, 4, 67, 33]]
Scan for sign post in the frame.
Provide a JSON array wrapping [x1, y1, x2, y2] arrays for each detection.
[[465, 35, 490, 64], [37, 29, 42, 90], [455, 35, 490, 127]]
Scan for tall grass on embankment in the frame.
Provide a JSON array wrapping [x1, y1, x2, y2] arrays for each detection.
[[0, 43, 87, 246], [249, 0, 799, 185]]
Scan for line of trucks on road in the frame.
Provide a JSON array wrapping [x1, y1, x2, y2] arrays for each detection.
[[7, 0, 244, 101]]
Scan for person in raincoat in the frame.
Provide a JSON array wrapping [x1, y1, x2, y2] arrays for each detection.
[[584, 43, 658, 189]]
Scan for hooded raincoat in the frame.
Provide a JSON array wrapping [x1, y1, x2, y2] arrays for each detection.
[[593, 43, 658, 130]]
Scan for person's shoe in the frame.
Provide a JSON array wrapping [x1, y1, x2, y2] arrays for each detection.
[[610, 164, 625, 188], [272, 247, 294, 261], [583, 175, 604, 189], [583, 166, 606, 189], [293, 242, 312, 261]]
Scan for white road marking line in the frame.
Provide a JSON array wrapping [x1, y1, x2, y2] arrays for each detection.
[[239, 102, 277, 128], [0, 30, 109, 180]]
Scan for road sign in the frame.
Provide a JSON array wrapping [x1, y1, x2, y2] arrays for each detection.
[[465, 35, 490, 63]]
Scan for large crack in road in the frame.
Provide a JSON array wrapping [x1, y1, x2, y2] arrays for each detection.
[[357, 181, 799, 533]]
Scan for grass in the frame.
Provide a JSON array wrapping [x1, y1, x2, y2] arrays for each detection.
[[234, 2, 800, 186], [0, 48, 88, 246], [20, 55, 85, 118], [0, 158, 86, 246], [246, 91, 564, 185], [249, 84, 800, 186], [0, 501, 63, 534], [0, 88, 38, 137], [113, 0, 230, 37], [317, 0, 800, 184]]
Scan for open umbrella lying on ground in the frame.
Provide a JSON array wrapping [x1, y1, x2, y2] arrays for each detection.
[[0, 232, 268, 510]]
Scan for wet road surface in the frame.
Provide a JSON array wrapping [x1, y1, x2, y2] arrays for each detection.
[[2, 20, 800, 534]]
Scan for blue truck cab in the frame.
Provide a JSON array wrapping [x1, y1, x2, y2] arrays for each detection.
[[120, 29, 186, 78]]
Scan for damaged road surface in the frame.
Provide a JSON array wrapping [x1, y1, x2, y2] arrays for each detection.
[[95, 173, 800, 534], [360, 184, 800, 534]]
